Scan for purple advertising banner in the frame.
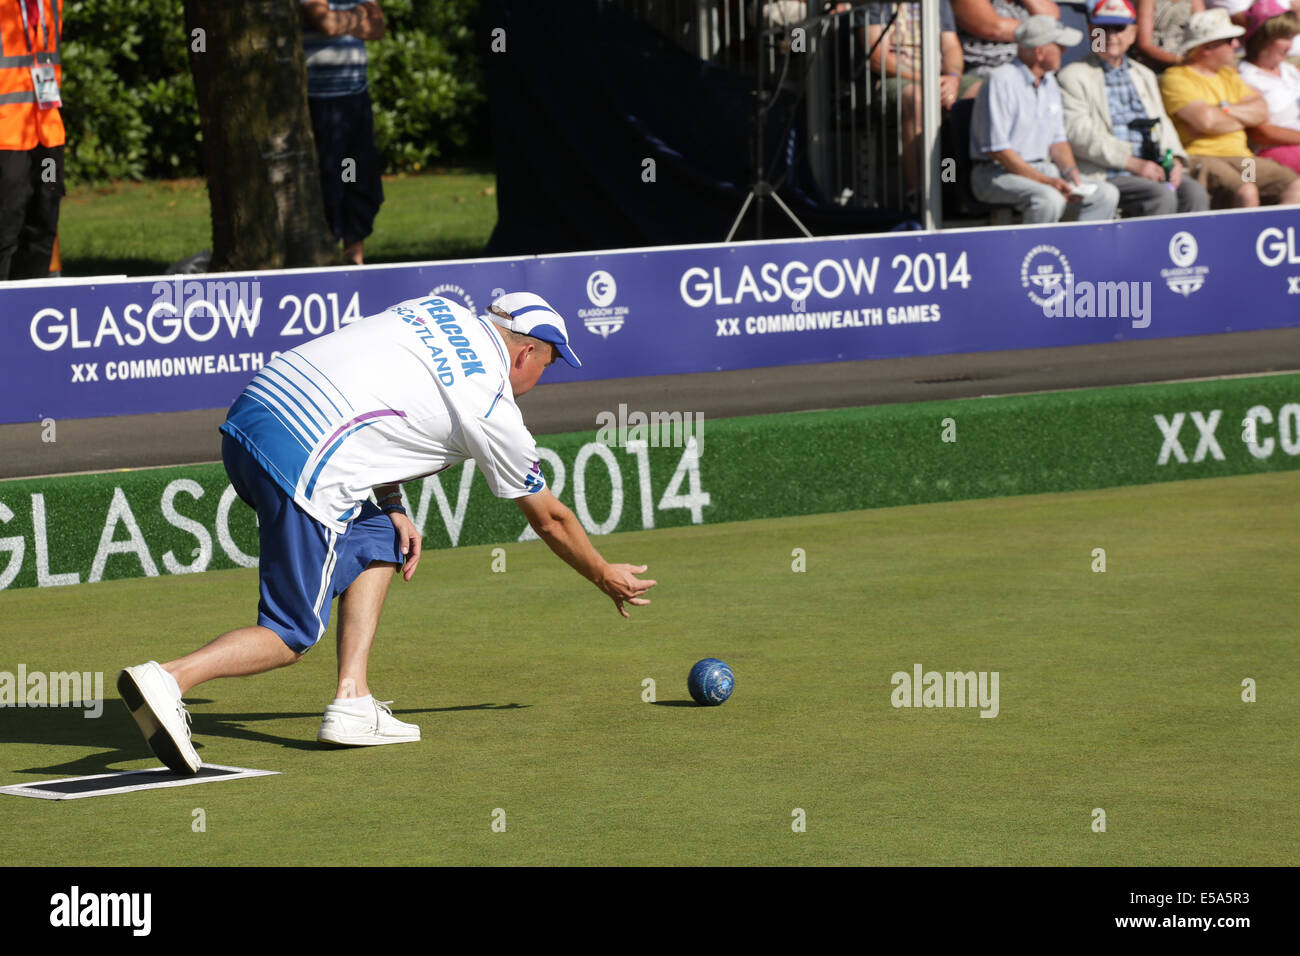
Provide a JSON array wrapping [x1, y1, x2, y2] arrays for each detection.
[[2, 207, 1298, 424]]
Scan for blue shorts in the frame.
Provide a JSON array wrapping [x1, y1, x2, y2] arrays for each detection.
[[222, 432, 404, 653]]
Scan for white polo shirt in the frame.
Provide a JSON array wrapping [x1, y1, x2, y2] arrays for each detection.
[[971, 59, 1069, 162], [221, 295, 545, 532]]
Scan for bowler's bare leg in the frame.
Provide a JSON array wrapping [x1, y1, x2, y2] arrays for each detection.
[[334, 560, 397, 699], [164, 627, 301, 695]]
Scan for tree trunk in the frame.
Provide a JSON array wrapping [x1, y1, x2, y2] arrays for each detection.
[[184, 0, 339, 272]]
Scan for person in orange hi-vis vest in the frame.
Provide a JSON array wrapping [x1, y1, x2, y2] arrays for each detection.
[[1, 0, 64, 281]]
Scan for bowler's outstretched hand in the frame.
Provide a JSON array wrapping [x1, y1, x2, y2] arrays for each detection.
[[599, 564, 657, 618]]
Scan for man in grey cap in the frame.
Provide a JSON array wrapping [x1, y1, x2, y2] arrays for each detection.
[[970, 14, 1122, 221], [118, 291, 657, 774]]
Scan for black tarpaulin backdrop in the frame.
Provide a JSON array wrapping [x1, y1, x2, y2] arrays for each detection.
[[482, 0, 907, 257]]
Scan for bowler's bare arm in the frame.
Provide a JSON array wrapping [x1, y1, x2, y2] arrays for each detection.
[[516, 488, 657, 618]]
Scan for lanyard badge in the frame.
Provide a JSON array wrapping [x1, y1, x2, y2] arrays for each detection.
[[31, 63, 60, 109], [18, 0, 60, 110]]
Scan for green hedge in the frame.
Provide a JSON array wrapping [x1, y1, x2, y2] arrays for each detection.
[[60, 0, 487, 184], [369, 0, 486, 173], [61, 0, 194, 183]]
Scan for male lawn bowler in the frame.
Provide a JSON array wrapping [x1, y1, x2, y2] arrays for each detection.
[[117, 292, 656, 775]]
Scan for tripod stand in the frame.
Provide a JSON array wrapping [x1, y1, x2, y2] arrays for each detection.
[[724, 11, 820, 242]]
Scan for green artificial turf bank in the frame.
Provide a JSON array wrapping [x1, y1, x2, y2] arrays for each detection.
[[1, 372, 1297, 591]]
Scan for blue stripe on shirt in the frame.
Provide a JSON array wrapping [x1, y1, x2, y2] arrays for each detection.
[[304, 419, 382, 498], [302, 1, 369, 98], [247, 378, 322, 445], [289, 351, 355, 413], [229, 392, 312, 455], [484, 380, 506, 419], [258, 368, 327, 441], [265, 363, 333, 434]]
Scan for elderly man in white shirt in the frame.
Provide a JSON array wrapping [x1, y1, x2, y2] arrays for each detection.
[[970, 15, 1122, 221]]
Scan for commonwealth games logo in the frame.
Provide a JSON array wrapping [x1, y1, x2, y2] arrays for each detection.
[[1169, 231, 1197, 268], [1020, 244, 1072, 309], [1160, 231, 1209, 297], [586, 270, 617, 308], [580, 269, 629, 338]]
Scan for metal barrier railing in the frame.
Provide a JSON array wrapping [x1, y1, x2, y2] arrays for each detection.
[[608, 0, 944, 230]]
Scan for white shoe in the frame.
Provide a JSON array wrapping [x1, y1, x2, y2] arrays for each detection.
[[117, 662, 201, 775], [317, 697, 420, 746]]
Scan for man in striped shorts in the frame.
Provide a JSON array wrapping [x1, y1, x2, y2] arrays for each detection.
[[118, 292, 657, 774], [301, 0, 386, 264]]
